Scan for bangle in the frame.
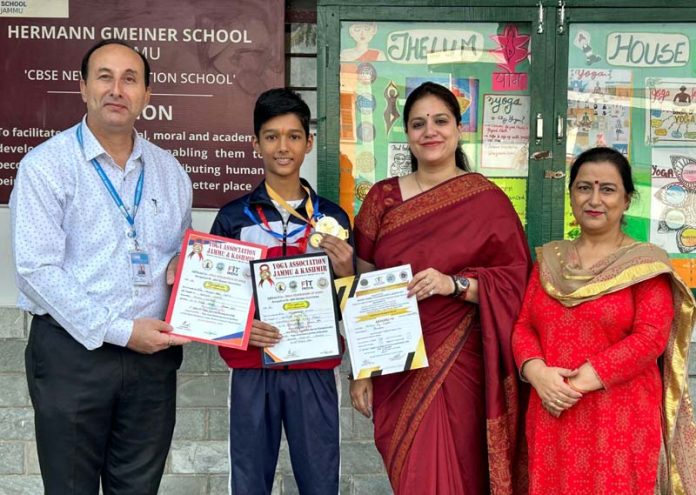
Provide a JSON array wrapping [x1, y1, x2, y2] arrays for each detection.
[[566, 377, 589, 394]]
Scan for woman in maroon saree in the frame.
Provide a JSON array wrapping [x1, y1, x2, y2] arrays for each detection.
[[350, 82, 531, 494]]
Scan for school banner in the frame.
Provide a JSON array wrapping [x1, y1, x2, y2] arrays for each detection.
[[0, 0, 284, 207]]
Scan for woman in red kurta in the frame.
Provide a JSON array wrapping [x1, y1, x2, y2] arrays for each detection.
[[513, 147, 696, 495], [350, 82, 530, 494]]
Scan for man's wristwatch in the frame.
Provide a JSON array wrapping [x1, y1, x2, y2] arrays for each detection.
[[450, 275, 470, 298]]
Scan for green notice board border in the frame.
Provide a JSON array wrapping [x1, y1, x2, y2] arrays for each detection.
[[318, 0, 696, 260]]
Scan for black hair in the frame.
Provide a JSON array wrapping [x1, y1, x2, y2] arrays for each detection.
[[402, 81, 470, 172], [568, 146, 635, 196], [253, 88, 310, 138], [81, 39, 151, 87]]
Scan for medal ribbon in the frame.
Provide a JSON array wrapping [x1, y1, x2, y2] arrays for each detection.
[[264, 183, 318, 226], [76, 123, 144, 243], [242, 182, 321, 248], [252, 205, 307, 241], [242, 206, 313, 253]]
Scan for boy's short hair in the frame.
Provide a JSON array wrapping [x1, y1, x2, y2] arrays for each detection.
[[253, 88, 311, 138]]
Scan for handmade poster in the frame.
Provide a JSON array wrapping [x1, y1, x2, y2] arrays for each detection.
[[343, 265, 427, 380], [481, 94, 530, 173], [166, 230, 266, 349], [566, 68, 632, 157], [559, 23, 696, 284], [387, 142, 411, 177], [646, 77, 696, 146], [251, 253, 341, 366], [337, 21, 532, 218], [649, 148, 696, 255]]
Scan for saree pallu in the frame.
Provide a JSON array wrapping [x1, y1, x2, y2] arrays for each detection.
[[538, 241, 696, 495], [354, 174, 531, 494]]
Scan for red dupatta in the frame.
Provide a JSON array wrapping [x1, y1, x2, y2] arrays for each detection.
[[355, 173, 531, 494]]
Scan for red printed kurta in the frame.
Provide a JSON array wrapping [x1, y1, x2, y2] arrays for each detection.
[[513, 264, 674, 495]]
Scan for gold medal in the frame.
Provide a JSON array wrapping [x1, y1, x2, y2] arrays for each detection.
[[315, 216, 347, 239], [309, 232, 324, 248]]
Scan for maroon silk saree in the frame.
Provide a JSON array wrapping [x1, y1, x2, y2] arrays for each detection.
[[354, 174, 531, 494]]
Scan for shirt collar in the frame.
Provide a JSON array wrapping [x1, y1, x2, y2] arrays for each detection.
[[78, 115, 144, 165]]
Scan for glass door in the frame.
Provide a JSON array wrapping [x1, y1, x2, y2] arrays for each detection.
[[554, 8, 696, 287], [319, 5, 555, 248]]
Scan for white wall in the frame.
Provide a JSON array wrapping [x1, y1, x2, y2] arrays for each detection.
[[0, 206, 14, 306], [0, 139, 317, 307]]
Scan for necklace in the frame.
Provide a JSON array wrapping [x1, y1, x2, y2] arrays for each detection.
[[414, 169, 461, 192], [414, 174, 425, 192]]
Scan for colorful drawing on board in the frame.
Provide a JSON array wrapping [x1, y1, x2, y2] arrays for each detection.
[[405, 77, 478, 132], [650, 148, 696, 254], [355, 181, 373, 201], [670, 259, 696, 289], [388, 143, 412, 177], [340, 22, 386, 62], [356, 63, 377, 85], [566, 69, 632, 157], [357, 122, 376, 143], [355, 93, 376, 114], [383, 81, 400, 135], [572, 30, 602, 66], [355, 152, 376, 174], [490, 24, 530, 73], [646, 78, 696, 146]]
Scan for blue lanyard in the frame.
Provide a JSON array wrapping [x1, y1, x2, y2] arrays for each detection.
[[243, 194, 321, 242], [243, 206, 306, 241], [76, 123, 144, 241]]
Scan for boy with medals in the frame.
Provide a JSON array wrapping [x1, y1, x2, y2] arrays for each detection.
[[210, 88, 354, 495]]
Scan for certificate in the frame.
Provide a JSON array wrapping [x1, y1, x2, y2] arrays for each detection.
[[251, 253, 341, 366], [343, 265, 428, 379], [166, 229, 267, 349]]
